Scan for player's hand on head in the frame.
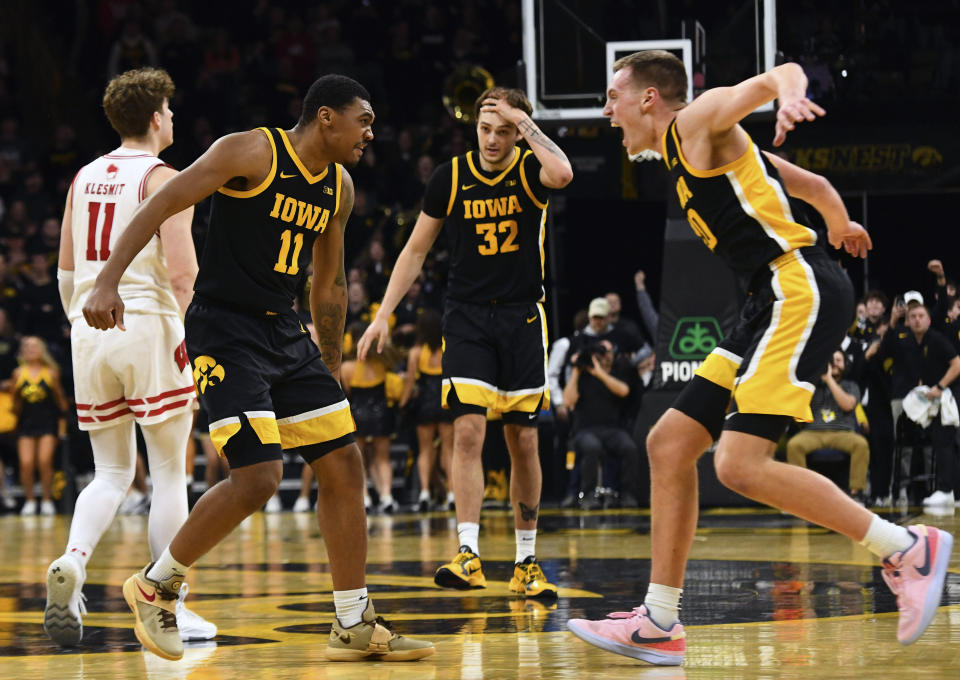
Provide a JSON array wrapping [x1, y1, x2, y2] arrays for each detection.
[[82, 284, 125, 331], [480, 98, 524, 127], [356, 317, 389, 361], [773, 96, 825, 146]]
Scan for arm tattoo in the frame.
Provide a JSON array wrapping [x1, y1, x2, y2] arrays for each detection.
[[519, 501, 540, 522], [518, 119, 565, 159], [314, 301, 344, 374]]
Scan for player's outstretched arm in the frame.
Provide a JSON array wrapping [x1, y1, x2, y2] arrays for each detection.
[[83, 130, 271, 330], [680, 63, 823, 146], [762, 150, 872, 259], [480, 98, 573, 189], [311, 169, 354, 384], [356, 211, 444, 360]]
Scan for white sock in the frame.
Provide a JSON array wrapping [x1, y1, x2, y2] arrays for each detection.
[[457, 522, 480, 554], [418, 489, 430, 501], [515, 529, 537, 564], [859, 514, 914, 560], [147, 546, 190, 584], [334, 587, 369, 627], [644, 583, 682, 628], [65, 542, 94, 569]]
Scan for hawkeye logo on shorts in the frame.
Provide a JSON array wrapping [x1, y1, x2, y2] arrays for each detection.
[[193, 356, 225, 394], [668, 316, 722, 361]]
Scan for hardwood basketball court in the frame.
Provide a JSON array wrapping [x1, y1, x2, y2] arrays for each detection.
[[1, 505, 957, 679]]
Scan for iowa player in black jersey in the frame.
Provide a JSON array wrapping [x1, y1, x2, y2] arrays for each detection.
[[568, 52, 953, 663], [358, 88, 572, 599], [82, 75, 433, 662]]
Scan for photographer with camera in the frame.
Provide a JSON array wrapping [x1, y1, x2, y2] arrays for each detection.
[[562, 339, 641, 508]]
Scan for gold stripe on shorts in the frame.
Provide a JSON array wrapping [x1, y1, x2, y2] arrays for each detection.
[[734, 249, 819, 422], [276, 400, 355, 449], [245, 411, 281, 446], [208, 416, 242, 456], [694, 349, 741, 391]]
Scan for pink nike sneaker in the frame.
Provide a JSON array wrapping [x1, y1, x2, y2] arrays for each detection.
[[881, 524, 954, 645], [568, 605, 685, 665]]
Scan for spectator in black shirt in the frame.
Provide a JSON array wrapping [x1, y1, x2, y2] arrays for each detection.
[[858, 289, 894, 504], [850, 289, 888, 347], [562, 339, 641, 508], [871, 302, 960, 507]]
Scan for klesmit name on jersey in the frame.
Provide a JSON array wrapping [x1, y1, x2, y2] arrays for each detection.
[[267, 191, 330, 232], [462, 195, 523, 219], [84, 182, 126, 196]]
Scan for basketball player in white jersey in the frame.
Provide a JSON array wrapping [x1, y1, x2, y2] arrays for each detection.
[[45, 67, 215, 646]]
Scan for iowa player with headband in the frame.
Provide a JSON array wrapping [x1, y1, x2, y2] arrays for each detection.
[[567, 51, 954, 664], [82, 74, 433, 662], [358, 88, 573, 599], [47, 67, 215, 647]]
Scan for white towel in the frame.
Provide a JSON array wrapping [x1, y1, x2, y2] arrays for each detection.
[[902, 386, 937, 428], [902, 385, 960, 428], [940, 387, 959, 427]]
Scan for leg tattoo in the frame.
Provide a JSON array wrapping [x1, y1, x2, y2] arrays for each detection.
[[519, 501, 540, 522]]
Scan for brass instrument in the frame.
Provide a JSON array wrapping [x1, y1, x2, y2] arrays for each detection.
[[442, 64, 495, 123]]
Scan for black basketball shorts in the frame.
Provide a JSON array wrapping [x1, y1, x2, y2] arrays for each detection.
[[185, 297, 356, 468], [441, 299, 548, 425], [673, 247, 854, 443]]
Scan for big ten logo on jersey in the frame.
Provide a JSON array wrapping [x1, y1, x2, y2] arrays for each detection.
[[464, 195, 523, 256], [674, 176, 717, 250], [268, 192, 330, 232]]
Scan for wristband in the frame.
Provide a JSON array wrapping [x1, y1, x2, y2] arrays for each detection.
[[936, 383, 946, 391]]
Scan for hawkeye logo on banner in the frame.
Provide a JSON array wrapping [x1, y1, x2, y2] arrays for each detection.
[[661, 316, 723, 386]]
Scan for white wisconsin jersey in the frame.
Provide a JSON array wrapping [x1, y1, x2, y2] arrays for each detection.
[[69, 146, 180, 322]]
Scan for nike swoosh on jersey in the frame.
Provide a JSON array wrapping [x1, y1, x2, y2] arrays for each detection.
[[526, 316, 538, 323], [280, 172, 297, 178], [461, 183, 476, 190]]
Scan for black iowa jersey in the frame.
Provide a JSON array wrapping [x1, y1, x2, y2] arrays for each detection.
[[423, 148, 549, 304], [661, 119, 817, 277], [194, 127, 342, 312]]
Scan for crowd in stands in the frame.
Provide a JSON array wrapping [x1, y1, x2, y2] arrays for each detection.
[[2, 2, 959, 515]]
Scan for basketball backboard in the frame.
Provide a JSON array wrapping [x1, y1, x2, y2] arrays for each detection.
[[522, 0, 778, 121]]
